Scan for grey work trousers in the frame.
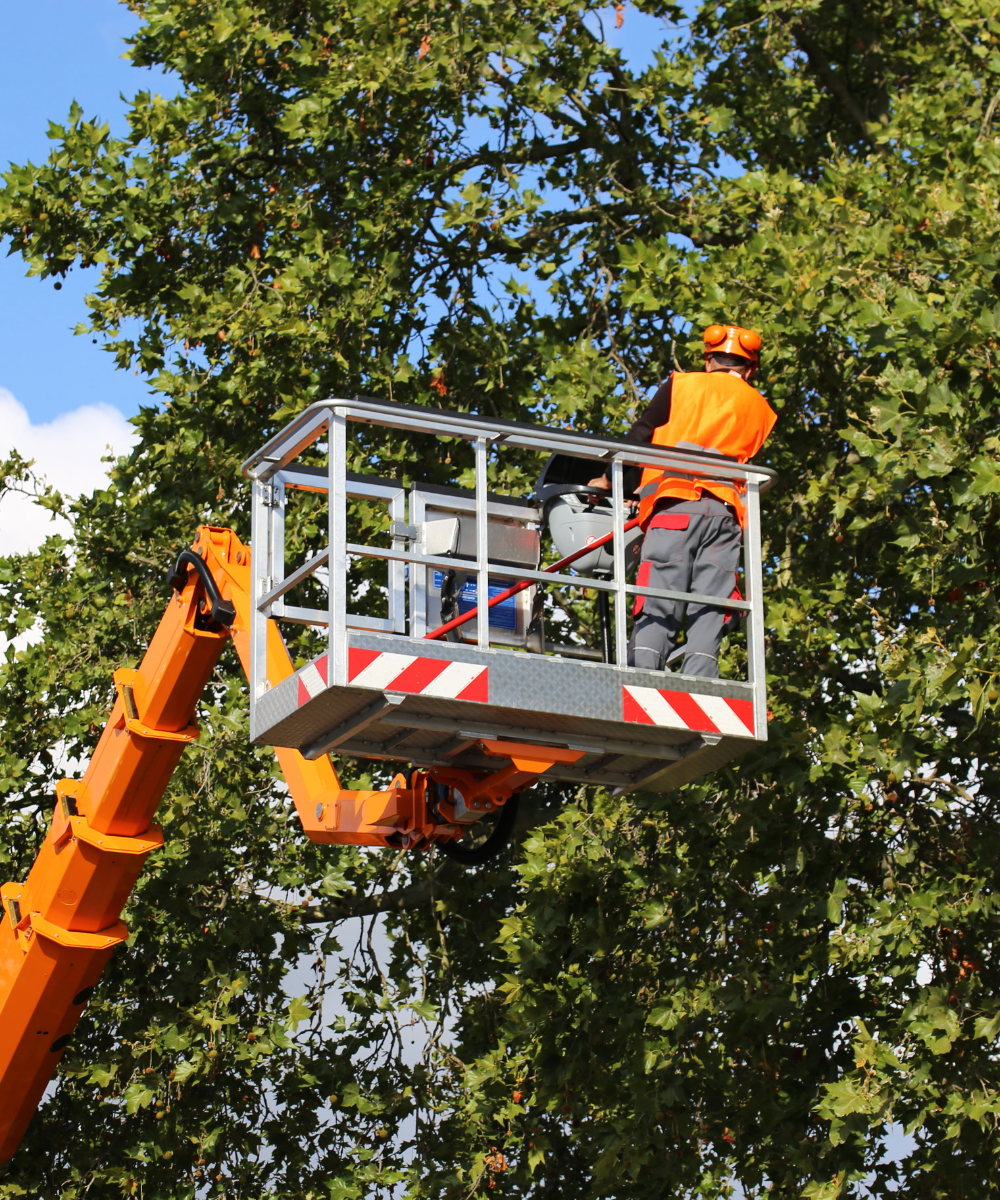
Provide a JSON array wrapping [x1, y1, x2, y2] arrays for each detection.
[[627, 495, 743, 678]]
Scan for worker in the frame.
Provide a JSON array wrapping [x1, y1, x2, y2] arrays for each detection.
[[588, 324, 776, 677]]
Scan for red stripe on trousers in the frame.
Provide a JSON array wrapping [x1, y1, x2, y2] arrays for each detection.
[[633, 561, 650, 617]]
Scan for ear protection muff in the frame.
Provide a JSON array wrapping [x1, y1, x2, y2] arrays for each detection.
[[702, 324, 761, 366]]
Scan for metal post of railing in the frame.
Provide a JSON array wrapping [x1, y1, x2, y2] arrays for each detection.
[[389, 488, 407, 634], [328, 407, 349, 688], [743, 477, 767, 735], [611, 457, 628, 665], [268, 478, 286, 621], [474, 436, 489, 650], [249, 479, 269, 737], [412, 488, 428, 638]]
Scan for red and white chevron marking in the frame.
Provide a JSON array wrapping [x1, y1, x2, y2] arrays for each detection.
[[297, 655, 331, 707], [296, 650, 488, 707], [622, 685, 755, 738]]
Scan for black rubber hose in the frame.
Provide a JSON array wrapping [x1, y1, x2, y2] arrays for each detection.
[[439, 793, 521, 866], [167, 549, 237, 628]]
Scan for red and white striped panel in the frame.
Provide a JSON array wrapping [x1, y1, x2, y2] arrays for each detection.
[[297, 655, 330, 707], [622, 685, 755, 738], [296, 650, 488, 707]]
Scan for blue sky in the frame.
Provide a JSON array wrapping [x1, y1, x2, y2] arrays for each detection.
[[0, 0, 176, 424], [0, 2, 666, 426]]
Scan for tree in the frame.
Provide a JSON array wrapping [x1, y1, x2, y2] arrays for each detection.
[[3, 0, 1000, 1195]]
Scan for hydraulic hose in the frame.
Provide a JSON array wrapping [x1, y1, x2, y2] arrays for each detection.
[[167, 549, 237, 628], [439, 793, 521, 865]]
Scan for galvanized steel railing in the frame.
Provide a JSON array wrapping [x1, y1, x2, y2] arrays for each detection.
[[241, 397, 776, 741]]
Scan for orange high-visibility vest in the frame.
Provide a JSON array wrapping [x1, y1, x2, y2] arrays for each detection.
[[637, 371, 777, 529]]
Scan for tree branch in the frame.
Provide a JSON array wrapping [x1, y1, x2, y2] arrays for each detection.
[[980, 87, 1000, 140], [298, 857, 463, 924], [793, 26, 882, 153], [444, 136, 590, 179]]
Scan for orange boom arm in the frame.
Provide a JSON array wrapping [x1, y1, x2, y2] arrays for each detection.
[[0, 527, 578, 1162]]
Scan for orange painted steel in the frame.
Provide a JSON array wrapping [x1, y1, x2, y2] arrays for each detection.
[[0, 530, 229, 1162], [430, 740, 585, 827], [0, 526, 575, 1163]]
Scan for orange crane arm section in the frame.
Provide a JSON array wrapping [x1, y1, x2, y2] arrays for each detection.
[[0, 529, 236, 1161], [0, 527, 386, 1161], [0, 526, 579, 1163]]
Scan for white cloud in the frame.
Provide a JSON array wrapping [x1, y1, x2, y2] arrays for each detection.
[[0, 387, 138, 557]]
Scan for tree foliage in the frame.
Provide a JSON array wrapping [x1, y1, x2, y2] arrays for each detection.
[[3, 0, 1000, 1195]]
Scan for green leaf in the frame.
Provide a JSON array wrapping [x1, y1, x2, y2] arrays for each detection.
[[827, 878, 849, 924], [123, 1085, 155, 1115], [286, 995, 312, 1031]]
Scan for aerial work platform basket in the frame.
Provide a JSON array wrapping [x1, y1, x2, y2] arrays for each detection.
[[242, 398, 776, 793]]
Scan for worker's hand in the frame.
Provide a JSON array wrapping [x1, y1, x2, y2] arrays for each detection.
[[587, 475, 611, 490]]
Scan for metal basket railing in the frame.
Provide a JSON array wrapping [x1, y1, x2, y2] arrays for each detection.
[[241, 396, 776, 741]]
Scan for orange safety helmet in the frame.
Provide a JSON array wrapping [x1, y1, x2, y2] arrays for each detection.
[[703, 324, 762, 367]]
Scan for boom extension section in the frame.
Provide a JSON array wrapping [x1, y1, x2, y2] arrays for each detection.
[[0, 526, 579, 1163]]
